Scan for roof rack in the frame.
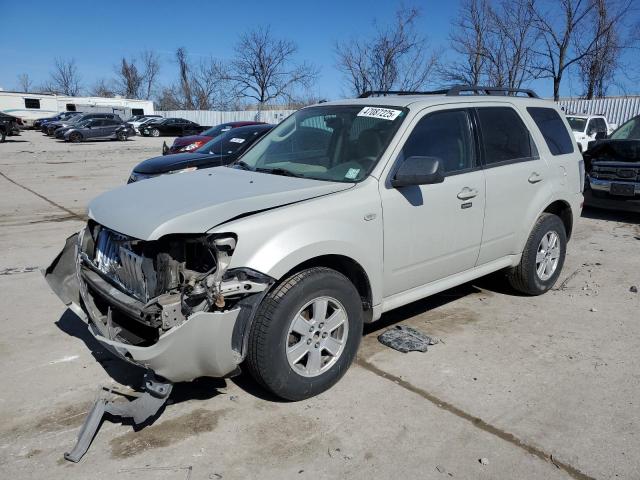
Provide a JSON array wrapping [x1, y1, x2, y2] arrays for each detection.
[[359, 85, 539, 99]]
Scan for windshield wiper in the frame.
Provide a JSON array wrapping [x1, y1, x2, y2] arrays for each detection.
[[255, 167, 304, 178], [233, 160, 254, 171]]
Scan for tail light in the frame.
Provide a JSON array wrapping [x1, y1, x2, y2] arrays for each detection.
[[578, 159, 585, 193]]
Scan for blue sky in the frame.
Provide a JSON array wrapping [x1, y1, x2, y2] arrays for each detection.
[[1, 0, 638, 101]]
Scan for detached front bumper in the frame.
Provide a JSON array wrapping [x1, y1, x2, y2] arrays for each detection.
[[44, 233, 244, 382]]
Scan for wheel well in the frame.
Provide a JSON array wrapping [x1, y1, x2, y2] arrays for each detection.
[[283, 255, 373, 321], [543, 200, 573, 239]]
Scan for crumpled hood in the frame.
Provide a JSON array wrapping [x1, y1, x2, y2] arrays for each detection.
[[88, 167, 353, 240], [586, 139, 640, 163]]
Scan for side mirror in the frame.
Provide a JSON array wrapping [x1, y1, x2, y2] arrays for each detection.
[[595, 131, 607, 140], [391, 156, 445, 188]]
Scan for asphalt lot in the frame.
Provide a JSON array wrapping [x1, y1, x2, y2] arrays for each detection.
[[0, 130, 639, 480]]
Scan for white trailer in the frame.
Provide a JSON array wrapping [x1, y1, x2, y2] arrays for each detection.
[[0, 91, 154, 127]]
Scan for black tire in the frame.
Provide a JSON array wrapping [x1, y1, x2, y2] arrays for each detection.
[[151, 128, 160, 137], [507, 213, 567, 295], [246, 267, 363, 401], [117, 131, 127, 141], [0, 129, 5, 143], [69, 132, 82, 143]]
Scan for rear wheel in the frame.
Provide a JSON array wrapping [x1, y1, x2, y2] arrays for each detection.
[[117, 131, 128, 141], [0, 129, 6, 143], [507, 213, 567, 295], [246, 267, 363, 401]]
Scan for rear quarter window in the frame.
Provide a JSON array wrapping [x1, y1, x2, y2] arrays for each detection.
[[527, 107, 574, 155], [476, 107, 533, 165]]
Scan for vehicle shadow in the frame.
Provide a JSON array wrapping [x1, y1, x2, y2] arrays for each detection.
[[1, 139, 29, 143], [55, 309, 226, 409], [582, 206, 640, 224]]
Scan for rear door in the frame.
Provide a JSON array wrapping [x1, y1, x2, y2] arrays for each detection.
[[475, 105, 551, 264], [102, 119, 120, 137]]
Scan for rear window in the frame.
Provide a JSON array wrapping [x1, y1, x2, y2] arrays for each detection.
[[527, 107, 574, 155], [476, 107, 533, 165]]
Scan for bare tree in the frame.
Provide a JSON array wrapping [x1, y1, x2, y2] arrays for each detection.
[[115, 58, 144, 98], [443, 0, 538, 89], [49, 58, 82, 95], [90, 78, 115, 97], [577, 0, 623, 98], [172, 47, 227, 109], [485, 0, 539, 89], [530, 0, 632, 100], [140, 50, 161, 100], [17, 73, 33, 93], [226, 27, 318, 107], [440, 0, 491, 86], [336, 6, 438, 95]]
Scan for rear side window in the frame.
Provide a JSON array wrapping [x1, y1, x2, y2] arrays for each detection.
[[400, 109, 476, 174], [476, 107, 532, 165], [527, 107, 574, 155]]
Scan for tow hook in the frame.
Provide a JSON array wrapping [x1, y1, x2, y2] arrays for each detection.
[[64, 371, 173, 462]]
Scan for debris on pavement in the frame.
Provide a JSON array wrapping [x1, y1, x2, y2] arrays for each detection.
[[0, 266, 39, 276], [590, 307, 598, 312], [479, 457, 489, 465], [378, 325, 438, 353], [630, 286, 638, 293]]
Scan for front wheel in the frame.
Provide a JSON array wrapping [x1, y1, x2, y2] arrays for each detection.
[[69, 132, 82, 143], [507, 213, 567, 295], [151, 128, 160, 137], [246, 267, 363, 401], [0, 129, 5, 143]]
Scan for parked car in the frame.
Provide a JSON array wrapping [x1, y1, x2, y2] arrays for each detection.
[[45, 86, 582, 406], [125, 114, 161, 123], [139, 117, 205, 137], [33, 111, 82, 129], [565, 114, 614, 152], [47, 113, 122, 136], [583, 114, 640, 209], [164, 121, 266, 155], [129, 124, 273, 182], [127, 115, 163, 133], [62, 119, 135, 142], [0, 113, 21, 142]]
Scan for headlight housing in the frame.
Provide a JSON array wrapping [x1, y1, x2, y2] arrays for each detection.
[[180, 141, 204, 152]]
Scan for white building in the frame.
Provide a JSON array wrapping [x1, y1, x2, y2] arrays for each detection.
[[0, 90, 154, 127]]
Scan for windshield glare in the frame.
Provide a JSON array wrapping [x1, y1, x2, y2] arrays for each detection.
[[200, 128, 263, 155], [566, 116, 587, 132], [233, 105, 407, 182], [610, 116, 640, 140]]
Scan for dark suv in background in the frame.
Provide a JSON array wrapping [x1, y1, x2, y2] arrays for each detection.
[[45, 113, 122, 136]]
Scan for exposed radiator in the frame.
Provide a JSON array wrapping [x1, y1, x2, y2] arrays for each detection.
[[94, 229, 151, 301]]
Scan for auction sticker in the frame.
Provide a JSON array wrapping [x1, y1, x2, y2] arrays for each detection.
[[358, 106, 402, 121]]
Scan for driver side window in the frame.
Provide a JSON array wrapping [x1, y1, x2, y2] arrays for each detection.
[[400, 110, 476, 175]]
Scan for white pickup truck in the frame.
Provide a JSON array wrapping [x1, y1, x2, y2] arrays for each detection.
[[566, 114, 616, 152]]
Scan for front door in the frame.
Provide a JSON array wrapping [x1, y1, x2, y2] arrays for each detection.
[[380, 107, 486, 297]]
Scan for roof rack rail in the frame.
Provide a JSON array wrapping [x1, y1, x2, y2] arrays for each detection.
[[359, 89, 449, 98], [359, 85, 539, 99]]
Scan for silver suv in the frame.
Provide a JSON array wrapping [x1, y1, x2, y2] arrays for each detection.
[[46, 86, 584, 401]]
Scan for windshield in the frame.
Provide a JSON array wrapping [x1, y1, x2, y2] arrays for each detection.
[[232, 105, 407, 182], [610, 116, 640, 140], [566, 116, 587, 132], [199, 128, 267, 155], [202, 123, 234, 138]]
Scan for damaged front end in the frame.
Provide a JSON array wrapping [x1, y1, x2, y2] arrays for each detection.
[[45, 221, 274, 383]]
